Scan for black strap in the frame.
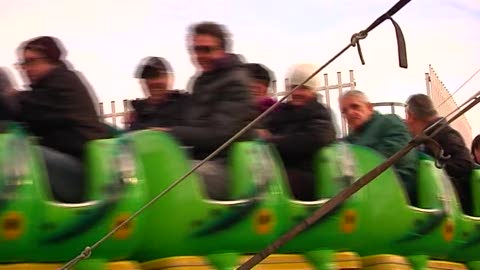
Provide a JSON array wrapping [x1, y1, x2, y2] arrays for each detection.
[[413, 134, 451, 168], [351, 31, 367, 65], [389, 16, 408, 68], [353, 18, 408, 69], [364, 0, 411, 32], [352, 0, 411, 68]]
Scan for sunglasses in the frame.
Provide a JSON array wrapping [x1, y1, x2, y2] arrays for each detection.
[[25, 44, 48, 52], [16, 57, 47, 67], [192, 45, 220, 54]]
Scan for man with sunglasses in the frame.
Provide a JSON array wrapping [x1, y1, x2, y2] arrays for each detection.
[[164, 22, 254, 160], [127, 57, 188, 131], [155, 22, 253, 200], [9, 36, 109, 203]]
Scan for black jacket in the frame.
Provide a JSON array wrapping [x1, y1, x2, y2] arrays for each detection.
[[129, 91, 188, 131], [16, 64, 108, 160], [423, 118, 474, 180], [264, 99, 336, 171], [0, 96, 14, 121], [423, 118, 474, 213], [170, 54, 254, 159]]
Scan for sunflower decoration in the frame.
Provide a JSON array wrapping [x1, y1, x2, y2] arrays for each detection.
[[111, 213, 133, 240], [442, 218, 454, 242], [253, 209, 275, 235], [340, 209, 357, 234], [1, 211, 24, 240]]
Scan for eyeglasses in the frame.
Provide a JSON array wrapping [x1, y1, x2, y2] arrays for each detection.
[[192, 45, 220, 54], [25, 44, 48, 53], [16, 57, 47, 67]]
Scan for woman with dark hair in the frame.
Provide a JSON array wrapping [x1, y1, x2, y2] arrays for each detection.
[[15, 36, 108, 160], [472, 135, 480, 164], [12, 36, 109, 203]]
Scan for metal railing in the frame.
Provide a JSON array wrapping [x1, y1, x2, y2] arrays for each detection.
[[99, 70, 357, 133]]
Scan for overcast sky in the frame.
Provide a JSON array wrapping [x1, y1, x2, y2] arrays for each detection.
[[1, 0, 479, 138]]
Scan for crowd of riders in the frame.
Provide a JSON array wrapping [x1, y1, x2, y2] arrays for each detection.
[[0, 22, 478, 213]]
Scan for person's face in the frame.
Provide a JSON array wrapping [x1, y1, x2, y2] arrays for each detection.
[[290, 86, 316, 107], [19, 49, 54, 83], [190, 34, 225, 72], [340, 95, 374, 130], [250, 81, 268, 98], [404, 108, 422, 136], [142, 75, 170, 102]]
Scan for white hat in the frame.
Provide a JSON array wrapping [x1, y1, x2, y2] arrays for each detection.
[[286, 63, 319, 90]]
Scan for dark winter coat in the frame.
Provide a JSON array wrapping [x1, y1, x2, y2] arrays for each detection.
[[264, 99, 336, 171], [170, 54, 254, 159], [422, 118, 473, 213], [422, 118, 474, 180], [16, 64, 109, 160], [129, 91, 188, 131]]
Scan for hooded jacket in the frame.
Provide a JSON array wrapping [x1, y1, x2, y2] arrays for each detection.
[[422, 118, 474, 179], [129, 90, 189, 131], [421, 118, 473, 212], [170, 54, 254, 159], [264, 99, 336, 171], [16, 64, 108, 160]]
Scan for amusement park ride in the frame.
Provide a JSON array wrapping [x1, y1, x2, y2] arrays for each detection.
[[1, 0, 480, 269]]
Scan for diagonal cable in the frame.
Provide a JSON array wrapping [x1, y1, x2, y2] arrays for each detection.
[[238, 90, 480, 270], [436, 67, 480, 109], [60, 0, 411, 269]]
